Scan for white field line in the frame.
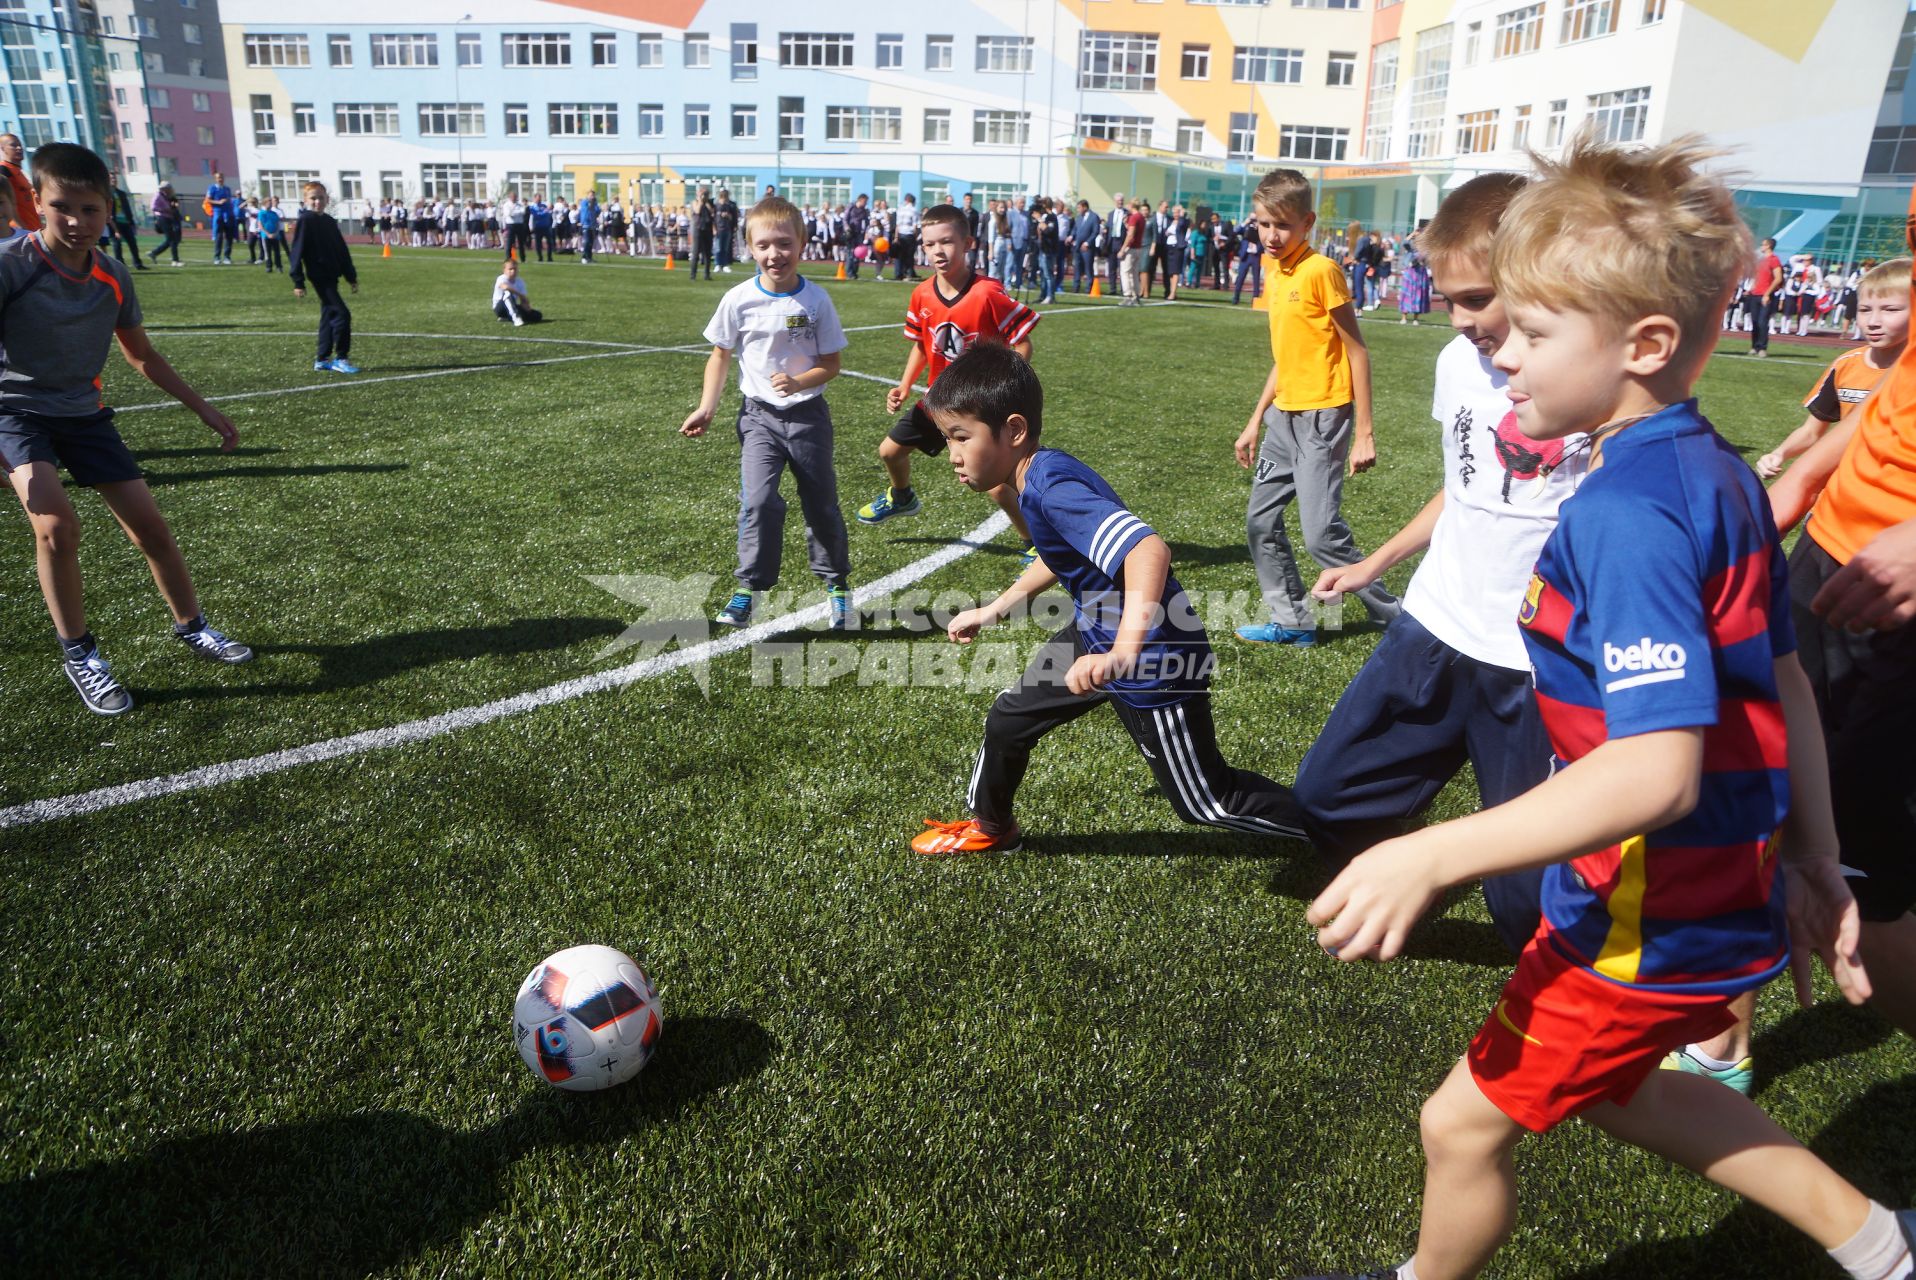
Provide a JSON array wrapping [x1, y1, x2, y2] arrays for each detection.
[[0, 510, 1012, 830], [149, 328, 658, 351]]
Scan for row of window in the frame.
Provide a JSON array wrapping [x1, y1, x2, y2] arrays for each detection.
[[100, 15, 203, 43], [108, 49, 209, 77], [1457, 0, 1666, 66], [235, 29, 1358, 88], [110, 86, 217, 114], [1450, 88, 1650, 157]]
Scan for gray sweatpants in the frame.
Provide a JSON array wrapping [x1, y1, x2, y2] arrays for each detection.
[[1246, 403, 1400, 630], [736, 395, 851, 591]]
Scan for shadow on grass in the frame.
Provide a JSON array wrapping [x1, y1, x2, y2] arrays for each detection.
[[1033, 828, 1317, 866], [1565, 1072, 1916, 1280], [1401, 916, 1514, 968], [139, 462, 410, 488], [0, 1014, 776, 1278], [138, 616, 627, 702], [1751, 1000, 1895, 1098]]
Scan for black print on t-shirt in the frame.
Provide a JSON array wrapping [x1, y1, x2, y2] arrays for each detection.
[[1452, 406, 1476, 488]]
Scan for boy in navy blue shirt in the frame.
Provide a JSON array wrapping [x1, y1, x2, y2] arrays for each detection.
[[910, 343, 1305, 854]]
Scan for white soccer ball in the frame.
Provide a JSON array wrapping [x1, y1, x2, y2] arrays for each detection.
[[513, 944, 662, 1092]]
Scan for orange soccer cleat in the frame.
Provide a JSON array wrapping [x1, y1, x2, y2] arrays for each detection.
[[911, 817, 1023, 856]]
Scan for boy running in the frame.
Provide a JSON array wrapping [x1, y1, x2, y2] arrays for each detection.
[[856, 204, 1038, 559], [0, 143, 253, 716], [1757, 257, 1910, 478], [288, 181, 360, 374], [909, 344, 1305, 855], [1299, 135, 1911, 1280], [1234, 169, 1398, 645], [680, 197, 855, 632], [1293, 173, 1584, 955]]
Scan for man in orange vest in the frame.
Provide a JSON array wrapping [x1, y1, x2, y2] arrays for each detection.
[[0, 133, 39, 232]]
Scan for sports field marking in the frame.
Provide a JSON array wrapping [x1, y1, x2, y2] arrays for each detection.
[[0, 510, 1012, 830], [150, 328, 657, 351]]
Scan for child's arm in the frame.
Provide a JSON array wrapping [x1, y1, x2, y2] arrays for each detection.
[[1307, 727, 1704, 961], [768, 352, 840, 398], [1234, 364, 1279, 467], [1767, 409, 1862, 532], [1011, 337, 1033, 361], [1771, 652, 1871, 1006], [1756, 411, 1834, 479], [947, 559, 1061, 643], [1313, 489, 1444, 597], [679, 346, 732, 437], [114, 326, 237, 450], [1330, 301, 1377, 475], [1067, 534, 1170, 696], [886, 344, 928, 414]]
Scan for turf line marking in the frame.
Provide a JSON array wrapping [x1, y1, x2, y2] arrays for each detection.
[[150, 329, 656, 351], [0, 510, 1012, 830]]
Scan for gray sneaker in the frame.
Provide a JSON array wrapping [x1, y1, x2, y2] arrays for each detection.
[[177, 623, 255, 664], [63, 647, 134, 716]]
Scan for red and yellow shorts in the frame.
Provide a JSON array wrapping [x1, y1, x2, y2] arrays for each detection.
[[1467, 935, 1739, 1132]]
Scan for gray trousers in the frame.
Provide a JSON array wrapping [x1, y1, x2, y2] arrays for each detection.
[[1246, 403, 1400, 629], [736, 396, 851, 591]]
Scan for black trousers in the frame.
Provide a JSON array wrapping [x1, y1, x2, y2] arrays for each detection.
[[109, 221, 145, 267], [263, 233, 285, 272], [533, 227, 555, 261], [508, 224, 531, 259], [310, 276, 352, 360], [968, 625, 1306, 840], [692, 231, 715, 278], [494, 297, 542, 323], [1749, 294, 1775, 351], [154, 218, 182, 261]]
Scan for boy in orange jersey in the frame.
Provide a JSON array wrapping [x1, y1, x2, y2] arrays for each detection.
[[856, 204, 1038, 558], [1758, 257, 1910, 479]]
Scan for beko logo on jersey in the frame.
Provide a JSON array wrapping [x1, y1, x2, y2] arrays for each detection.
[[1602, 638, 1687, 691]]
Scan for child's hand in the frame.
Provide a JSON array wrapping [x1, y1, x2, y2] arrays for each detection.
[[293, 287, 305, 299], [1065, 649, 1132, 696], [1784, 855, 1871, 1007], [1306, 835, 1443, 962], [1755, 451, 1786, 480], [886, 385, 909, 414], [1348, 433, 1377, 476], [1312, 562, 1377, 596], [1234, 420, 1261, 468], [769, 372, 800, 397], [679, 407, 711, 437], [350, 282, 360, 294], [202, 408, 238, 452], [947, 606, 993, 644]]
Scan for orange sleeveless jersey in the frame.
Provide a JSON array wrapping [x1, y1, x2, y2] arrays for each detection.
[[1806, 190, 1916, 565], [1802, 348, 1890, 424], [902, 274, 1040, 385]]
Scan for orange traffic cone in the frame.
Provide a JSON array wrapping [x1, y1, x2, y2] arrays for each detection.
[[509, 246, 518, 262], [664, 253, 675, 270], [1088, 277, 1102, 298], [382, 242, 391, 259], [835, 260, 847, 280]]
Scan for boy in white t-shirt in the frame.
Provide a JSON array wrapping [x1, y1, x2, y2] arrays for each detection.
[[681, 196, 854, 631], [491, 257, 540, 325], [1293, 173, 1588, 954]]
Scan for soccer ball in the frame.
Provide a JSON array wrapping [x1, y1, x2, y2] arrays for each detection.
[[513, 944, 662, 1092]]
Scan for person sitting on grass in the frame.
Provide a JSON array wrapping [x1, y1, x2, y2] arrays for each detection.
[[492, 258, 541, 327], [909, 342, 1307, 856], [680, 196, 855, 633], [288, 180, 360, 375], [1297, 133, 1912, 1280], [0, 142, 253, 717]]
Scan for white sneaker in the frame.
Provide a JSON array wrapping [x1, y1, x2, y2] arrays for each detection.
[[512, 317, 525, 327]]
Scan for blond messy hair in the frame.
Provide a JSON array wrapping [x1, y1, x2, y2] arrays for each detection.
[[1421, 173, 1527, 270], [1860, 257, 1912, 300], [744, 195, 805, 244], [1253, 168, 1315, 220], [1491, 132, 1750, 369]]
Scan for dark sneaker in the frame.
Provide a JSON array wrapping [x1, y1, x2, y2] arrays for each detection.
[[827, 584, 856, 632], [714, 591, 753, 628], [63, 647, 134, 716], [177, 623, 255, 664]]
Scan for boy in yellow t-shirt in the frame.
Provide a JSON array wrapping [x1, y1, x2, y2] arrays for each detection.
[[1232, 169, 1399, 645]]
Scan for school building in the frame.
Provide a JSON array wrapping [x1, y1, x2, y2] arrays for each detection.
[[199, 0, 1911, 261]]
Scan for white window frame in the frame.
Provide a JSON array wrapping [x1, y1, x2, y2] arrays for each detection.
[[456, 32, 481, 67], [926, 35, 953, 71], [876, 33, 903, 69], [780, 32, 854, 68], [1181, 43, 1210, 79], [973, 109, 1030, 146], [591, 32, 618, 67], [250, 93, 277, 146], [1493, 4, 1544, 59], [923, 107, 950, 143], [685, 103, 711, 138], [685, 33, 711, 68], [1455, 108, 1498, 154], [369, 33, 437, 68], [826, 105, 902, 142], [1078, 31, 1158, 91], [1327, 50, 1356, 86], [1586, 85, 1649, 143], [1077, 113, 1152, 146], [1278, 123, 1348, 161], [1233, 46, 1303, 84], [1228, 111, 1256, 160], [976, 35, 1033, 73], [417, 102, 485, 137], [243, 34, 310, 68], [328, 34, 352, 67], [731, 103, 758, 139], [549, 103, 620, 137], [503, 33, 571, 68], [1175, 118, 1205, 153], [335, 103, 401, 137], [1561, 0, 1618, 44]]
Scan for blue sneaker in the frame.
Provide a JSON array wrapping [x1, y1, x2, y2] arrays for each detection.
[[313, 360, 330, 371], [827, 583, 856, 631], [328, 358, 361, 374], [1236, 623, 1316, 646], [714, 591, 753, 628], [856, 486, 921, 524]]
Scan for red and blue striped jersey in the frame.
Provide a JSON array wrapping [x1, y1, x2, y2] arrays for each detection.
[[1517, 400, 1794, 995]]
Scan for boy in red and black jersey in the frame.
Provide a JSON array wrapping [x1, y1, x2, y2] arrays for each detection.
[[856, 204, 1039, 552]]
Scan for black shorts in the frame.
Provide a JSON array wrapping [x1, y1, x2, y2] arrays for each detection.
[[1791, 537, 1916, 921], [0, 407, 143, 487], [886, 401, 945, 456]]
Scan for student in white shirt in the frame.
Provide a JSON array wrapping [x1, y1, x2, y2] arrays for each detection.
[[491, 258, 541, 326]]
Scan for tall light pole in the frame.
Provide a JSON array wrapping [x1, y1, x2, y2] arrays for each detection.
[[453, 13, 471, 198]]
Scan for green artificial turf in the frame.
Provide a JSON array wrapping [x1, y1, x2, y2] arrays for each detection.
[[1, 250, 1908, 1277]]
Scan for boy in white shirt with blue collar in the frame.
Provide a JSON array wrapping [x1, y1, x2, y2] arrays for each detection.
[[681, 197, 854, 631]]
